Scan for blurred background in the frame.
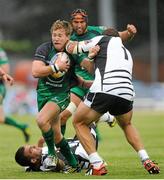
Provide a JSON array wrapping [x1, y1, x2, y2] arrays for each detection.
[[0, 0, 164, 114]]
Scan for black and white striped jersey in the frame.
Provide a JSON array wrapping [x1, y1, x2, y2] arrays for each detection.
[[25, 124, 98, 172], [80, 35, 135, 101]]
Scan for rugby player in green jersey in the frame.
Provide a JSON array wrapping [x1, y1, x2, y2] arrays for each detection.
[[60, 9, 137, 135], [32, 20, 92, 172], [0, 48, 30, 142]]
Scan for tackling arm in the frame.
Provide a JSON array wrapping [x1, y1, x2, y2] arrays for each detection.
[[66, 36, 102, 55]]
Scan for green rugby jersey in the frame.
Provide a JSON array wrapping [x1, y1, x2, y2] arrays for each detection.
[[0, 48, 9, 65], [0, 48, 9, 85], [71, 26, 106, 80], [71, 26, 106, 41], [34, 42, 78, 99]]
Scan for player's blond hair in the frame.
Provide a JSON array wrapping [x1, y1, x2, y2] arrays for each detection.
[[50, 20, 73, 36]]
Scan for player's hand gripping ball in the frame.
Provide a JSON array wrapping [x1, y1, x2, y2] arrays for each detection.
[[50, 52, 70, 78]]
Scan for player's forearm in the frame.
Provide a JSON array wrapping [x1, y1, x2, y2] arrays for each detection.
[[80, 58, 94, 74], [32, 66, 53, 78], [119, 30, 134, 42], [119, 24, 137, 42], [32, 61, 53, 78], [66, 41, 91, 54]]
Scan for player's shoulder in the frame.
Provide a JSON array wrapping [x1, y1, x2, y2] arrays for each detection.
[[37, 41, 52, 51], [87, 25, 106, 33], [0, 47, 8, 62], [0, 47, 7, 55], [35, 41, 53, 57]]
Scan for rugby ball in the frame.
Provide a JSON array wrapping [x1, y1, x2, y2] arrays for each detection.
[[50, 52, 70, 78]]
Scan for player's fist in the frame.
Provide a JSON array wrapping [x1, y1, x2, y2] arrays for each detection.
[[127, 24, 137, 36]]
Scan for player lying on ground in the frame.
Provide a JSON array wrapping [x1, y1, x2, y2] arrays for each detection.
[[15, 124, 98, 173]]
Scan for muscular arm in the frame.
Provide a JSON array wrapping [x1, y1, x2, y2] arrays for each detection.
[[80, 58, 94, 74], [32, 60, 53, 78], [66, 36, 101, 54], [118, 24, 137, 42]]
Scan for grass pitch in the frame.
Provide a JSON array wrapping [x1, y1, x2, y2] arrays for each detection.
[[0, 111, 163, 179]]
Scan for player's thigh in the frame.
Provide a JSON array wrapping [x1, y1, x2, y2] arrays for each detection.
[[37, 101, 60, 124], [74, 101, 101, 125]]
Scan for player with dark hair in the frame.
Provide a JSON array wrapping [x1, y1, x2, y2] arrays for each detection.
[[0, 48, 30, 142], [60, 8, 137, 135], [15, 124, 98, 172], [66, 29, 160, 176]]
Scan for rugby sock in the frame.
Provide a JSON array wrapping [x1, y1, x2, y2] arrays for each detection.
[[42, 128, 56, 156], [61, 125, 66, 135], [138, 149, 149, 162], [4, 117, 27, 130], [89, 152, 104, 168], [56, 137, 78, 167]]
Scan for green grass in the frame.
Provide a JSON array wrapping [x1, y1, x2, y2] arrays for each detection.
[[0, 111, 163, 179]]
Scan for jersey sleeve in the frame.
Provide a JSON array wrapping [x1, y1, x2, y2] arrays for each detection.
[[80, 36, 103, 52], [34, 42, 51, 63], [0, 48, 9, 65]]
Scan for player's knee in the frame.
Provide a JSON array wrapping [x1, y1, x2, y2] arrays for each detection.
[[119, 120, 132, 129], [73, 115, 83, 129], [36, 114, 47, 129]]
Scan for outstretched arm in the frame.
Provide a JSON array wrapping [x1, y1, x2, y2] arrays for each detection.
[[66, 36, 102, 54], [118, 24, 137, 42]]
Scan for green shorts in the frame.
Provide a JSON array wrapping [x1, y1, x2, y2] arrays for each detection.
[[70, 86, 89, 100], [37, 92, 70, 112], [0, 84, 6, 105]]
